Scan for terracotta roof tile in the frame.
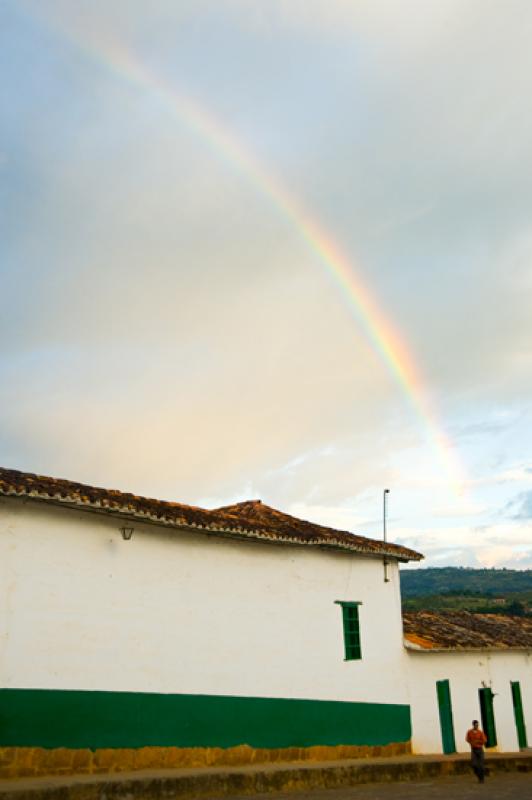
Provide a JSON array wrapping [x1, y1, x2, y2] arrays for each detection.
[[217, 500, 421, 560], [403, 610, 532, 650], [0, 467, 422, 561]]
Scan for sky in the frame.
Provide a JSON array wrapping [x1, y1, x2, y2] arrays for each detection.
[[1, 0, 532, 569]]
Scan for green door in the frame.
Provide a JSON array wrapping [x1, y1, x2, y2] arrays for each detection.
[[511, 681, 528, 749], [479, 688, 497, 748], [436, 679, 456, 754]]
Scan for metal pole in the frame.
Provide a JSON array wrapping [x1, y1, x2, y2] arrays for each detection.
[[383, 489, 390, 582]]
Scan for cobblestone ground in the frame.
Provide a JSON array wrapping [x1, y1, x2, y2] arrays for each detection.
[[213, 772, 532, 800]]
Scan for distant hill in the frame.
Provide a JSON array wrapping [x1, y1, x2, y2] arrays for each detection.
[[400, 567, 532, 598]]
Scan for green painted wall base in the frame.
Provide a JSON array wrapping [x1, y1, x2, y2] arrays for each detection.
[[0, 688, 411, 751]]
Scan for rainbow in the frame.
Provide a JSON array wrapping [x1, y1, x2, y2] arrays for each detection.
[[25, 8, 465, 491]]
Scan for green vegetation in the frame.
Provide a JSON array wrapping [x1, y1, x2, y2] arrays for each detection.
[[400, 567, 532, 597], [400, 567, 532, 616]]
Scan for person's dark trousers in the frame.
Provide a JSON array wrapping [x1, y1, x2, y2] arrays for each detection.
[[471, 748, 485, 782]]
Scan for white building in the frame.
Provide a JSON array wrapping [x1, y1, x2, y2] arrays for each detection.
[[0, 467, 530, 778], [403, 611, 532, 755]]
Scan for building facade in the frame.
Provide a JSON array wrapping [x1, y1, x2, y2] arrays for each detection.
[[403, 612, 532, 755], [0, 467, 530, 779], [0, 468, 419, 776]]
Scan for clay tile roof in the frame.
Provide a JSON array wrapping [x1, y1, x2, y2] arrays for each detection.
[[0, 466, 235, 531], [216, 500, 422, 561], [0, 467, 422, 561], [403, 610, 532, 650]]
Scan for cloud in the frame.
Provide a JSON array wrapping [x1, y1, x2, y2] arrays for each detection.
[[507, 491, 532, 520], [14, 2, 532, 400], [393, 521, 532, 569]]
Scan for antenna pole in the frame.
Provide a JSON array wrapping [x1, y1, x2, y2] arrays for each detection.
[[383, 489, 390, 583]]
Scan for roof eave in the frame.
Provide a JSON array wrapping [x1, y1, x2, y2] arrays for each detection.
[[1, 490, 422, 560], [404, 641, 532, 654]]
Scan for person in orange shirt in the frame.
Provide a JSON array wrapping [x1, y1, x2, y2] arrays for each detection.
[[466, 720, 488, 783]]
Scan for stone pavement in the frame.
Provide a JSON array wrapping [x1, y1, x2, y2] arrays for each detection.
[[0, 753, 530, 800], [216, 773, 532, 800]]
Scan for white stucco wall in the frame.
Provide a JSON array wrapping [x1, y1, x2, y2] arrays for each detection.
[[406, 648, 532, 754], [0, 496, 408, 706]]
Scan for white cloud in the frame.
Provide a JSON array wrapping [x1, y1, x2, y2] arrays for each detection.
[[394, 521, 532, 568]]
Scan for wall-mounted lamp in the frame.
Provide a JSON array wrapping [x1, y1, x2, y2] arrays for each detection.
[[120, 526, 134, 541]]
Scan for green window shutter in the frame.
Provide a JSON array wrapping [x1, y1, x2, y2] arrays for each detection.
[[436, 679, 456, 754], [511, 681, 528, 749], [335, 601, 362, 661], [478, 687, 497, 748]]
